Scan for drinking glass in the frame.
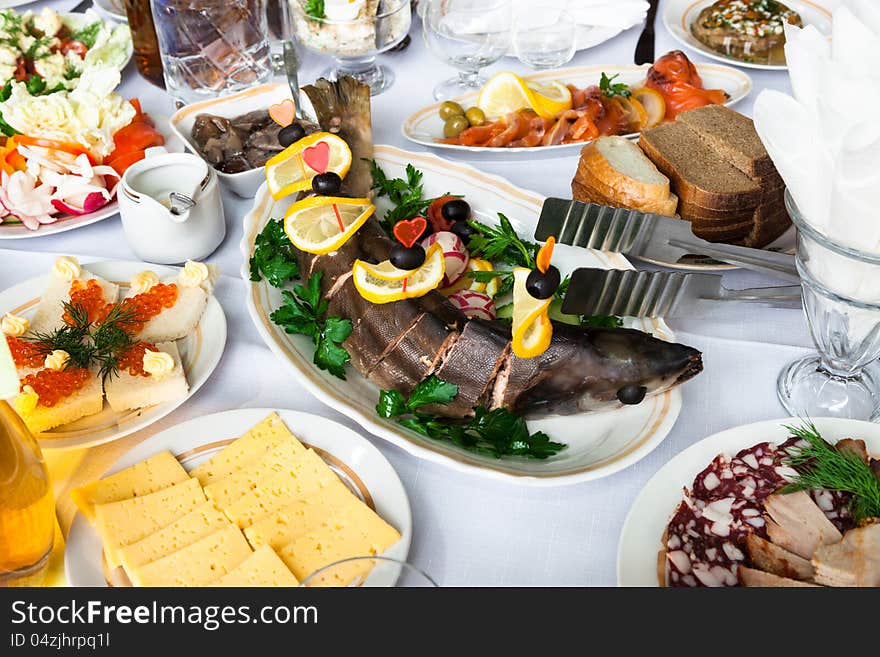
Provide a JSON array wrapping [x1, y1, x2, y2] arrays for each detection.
[[290, 0, 412, 96], [512, 5, 575, 69], [298, 556, 438, 587], [123, 0, 165, 88], [422, 0, 512, 101], [777, 190, 880, 421], [150, 0, 274, 106]]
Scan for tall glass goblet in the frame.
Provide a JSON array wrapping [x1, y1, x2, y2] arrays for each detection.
[[422, 0, 512, 101], [512, 5, 576, 69], [777, 190, 880, 421]]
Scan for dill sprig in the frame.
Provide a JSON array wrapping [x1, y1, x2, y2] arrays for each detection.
[[25, 302, 96, 370], [782, 420, 880, 523], [92, 305, 138, 381]]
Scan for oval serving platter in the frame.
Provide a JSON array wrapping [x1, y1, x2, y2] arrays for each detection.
[[65, 408, 412, 587], [0, 259, 227, 450], [401, 62, 752, 160], [241, 144, 687, 486], [616, 417, 880, 586]]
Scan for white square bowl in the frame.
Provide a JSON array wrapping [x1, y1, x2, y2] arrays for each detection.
[[169, 82, 311, 199]]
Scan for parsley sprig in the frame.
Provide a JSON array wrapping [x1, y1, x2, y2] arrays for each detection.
[[71, 21, 102, 49], [305, 0, 326, 20], [782, 421, 880, 524], [370, 161, 441, 234], [467, 213, 539, 269], [249, 219, 300, 288], [377, 376, 566, 459], [269, 272, 353, 379], [599, 72, 632, 98]]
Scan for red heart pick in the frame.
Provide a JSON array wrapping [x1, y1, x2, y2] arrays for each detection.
[[302, 141, 330, 174], [393, 217, 427, 249]]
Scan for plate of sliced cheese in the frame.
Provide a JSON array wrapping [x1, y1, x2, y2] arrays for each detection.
[[0, 257, 226, 450], [65, 409, 412, 587]]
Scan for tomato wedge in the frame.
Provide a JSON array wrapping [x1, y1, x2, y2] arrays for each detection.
[[15, 135, 96, 164], [107, 151, 146, 176]]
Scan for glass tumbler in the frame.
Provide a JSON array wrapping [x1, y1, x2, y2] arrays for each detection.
[[299, 556, 438, 587], [777, 190, 880, 421], [150, 0, 273, 106], [422, 0, 512, 100], [512, 5, 575, 69]]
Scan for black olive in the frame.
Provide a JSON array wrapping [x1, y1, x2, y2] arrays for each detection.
[[617, 385, 647, 405], [451, 220, 475, 243], [441, 199, 471, 223], [312, 172, 343, 196], [278, 123, 306, 148], [525, 265, 561, 300], [389, 244, 426, 270]]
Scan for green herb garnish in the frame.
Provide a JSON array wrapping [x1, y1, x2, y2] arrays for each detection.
[[377, 376, 566, 459], [467, 214, 539, 269], [269, 272, 352, 379], [25, 74, 45, 95], [305, 0, 326, 20], [782, 420, 880, 524], [71, 21, 102, 49], [370, 161, 438, 235], [250, 218, 300, 288], [599, 72, 632, 99]]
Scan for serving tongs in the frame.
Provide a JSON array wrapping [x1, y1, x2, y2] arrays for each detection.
[[536, 198, 800, 283], [562, 268, 801, 319]]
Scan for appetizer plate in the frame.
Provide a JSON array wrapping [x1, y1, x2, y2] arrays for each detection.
[[241, 144, 685, 487], [616, 417, 880, 586], [0, 113, 184, 240], [0, 260, 226, 450], [402, 63, 752, 159], [65, 408, 412, 587], [663, 0, 833, 71]]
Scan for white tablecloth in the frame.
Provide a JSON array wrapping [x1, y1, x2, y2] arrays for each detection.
[[1, 0, 819, 585]]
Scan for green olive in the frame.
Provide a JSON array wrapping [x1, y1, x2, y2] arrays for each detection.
[[443, 115, 470, 138], [439, 101, 465, 121], [464, 107, 486, 127]]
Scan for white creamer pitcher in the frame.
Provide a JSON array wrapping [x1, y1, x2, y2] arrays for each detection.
[[119, 148, 225, 264]]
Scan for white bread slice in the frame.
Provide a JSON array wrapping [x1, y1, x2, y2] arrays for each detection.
[[17, 368, 104, 434], [131, 285, 208, 344], [575, 165, 679, 216], [582, 136, 670, 202], [31, 270, 119, 335], [104, 341, 189, 413]]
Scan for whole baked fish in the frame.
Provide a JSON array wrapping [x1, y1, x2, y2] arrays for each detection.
[[300, 77, 703, 419]]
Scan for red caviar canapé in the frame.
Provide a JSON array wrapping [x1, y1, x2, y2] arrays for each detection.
[[118, 283, 178, 334], [116, 342, 159, 377], [20, 368, 91, 407], [6, 336, 45, 369], [64, 279, 112, 325]]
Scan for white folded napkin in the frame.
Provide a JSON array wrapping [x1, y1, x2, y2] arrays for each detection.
[[513, 0, 648, 30]]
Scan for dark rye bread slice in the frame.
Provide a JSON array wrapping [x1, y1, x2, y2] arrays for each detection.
[[677, 105, 777, 178], [638, 122, 762, 211], [692, 218, 754, 243], [734, 206, 792, 248]]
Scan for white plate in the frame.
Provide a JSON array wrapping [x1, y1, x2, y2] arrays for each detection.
[[663, 0, 833, 71], [617, 417, 880, 587], [0, 259, 227, 450], [0, 113, 184, 240], [92, 0, 128, 22], [64, 407, 412, 587], [402, 63, 752, 159], [241, 144, 687, 486]]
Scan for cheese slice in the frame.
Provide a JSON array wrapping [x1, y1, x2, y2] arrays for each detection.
[[278, 497, 401, 585], [129, 524, 253, 587], [190, 413, 302, 486], [118, 501, 229, 574], [223, 449, 339, 529], [243, 479, 357, 550], [71, 451, 189, 524], [211, 545, 299, 587], [94, 478, 206, 569], [204, 437, 309, 509]]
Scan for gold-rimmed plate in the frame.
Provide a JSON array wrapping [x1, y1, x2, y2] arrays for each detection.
[[64, 408, 412, 587], [0, 259, 227, 450], [240, 145, 686, 486]]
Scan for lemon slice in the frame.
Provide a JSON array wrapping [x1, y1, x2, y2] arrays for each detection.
[[477, 72, 572, 120], [284, 196, 373, 255], [440, 258, 495, 296], [353, 243, 446, 304], [511, 267, 553, 359], [265, 132, 352, 200]]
